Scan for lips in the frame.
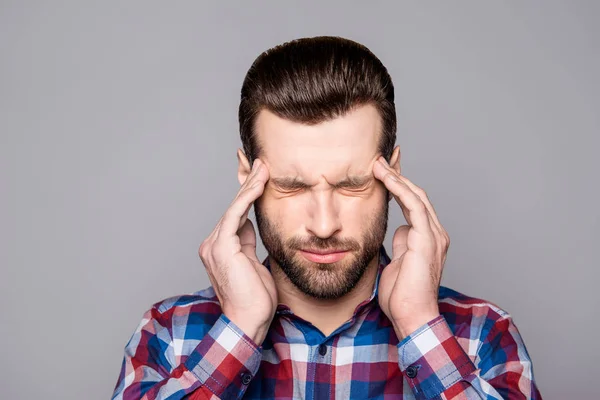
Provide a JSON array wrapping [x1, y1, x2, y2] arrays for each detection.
[[299, 249, 349, 264]]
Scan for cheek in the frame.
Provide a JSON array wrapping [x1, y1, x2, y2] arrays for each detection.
[[337, 195, 383, 229], [259, 195, 306, 232]]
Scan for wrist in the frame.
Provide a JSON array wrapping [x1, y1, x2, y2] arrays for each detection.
[[393, 313, 441, 341], [225, 312, 272, 345]]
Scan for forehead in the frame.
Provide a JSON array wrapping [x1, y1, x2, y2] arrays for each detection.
[[254, 104, 382, 181]]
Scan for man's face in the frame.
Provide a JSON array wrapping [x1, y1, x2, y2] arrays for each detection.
[[252, 104, 389, 300]]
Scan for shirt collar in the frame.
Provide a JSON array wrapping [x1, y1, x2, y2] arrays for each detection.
[[262, 245, 391, 316]]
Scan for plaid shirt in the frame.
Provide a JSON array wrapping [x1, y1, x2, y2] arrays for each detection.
[[112, 247, 542, 399]]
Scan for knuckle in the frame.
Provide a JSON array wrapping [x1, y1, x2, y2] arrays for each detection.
[[415, 187, 428, 200], [198, 240, 210, 259], [212, 240, 228, 258], [440, 229, 449, 242], [415, 201, 427, 212]]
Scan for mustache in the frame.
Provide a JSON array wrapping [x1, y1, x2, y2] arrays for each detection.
[[286, 235, 361, 252]]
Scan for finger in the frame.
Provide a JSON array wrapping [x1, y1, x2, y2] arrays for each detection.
[[394, 174, 445, 238], [397, 196, 412, 227], [230, 158, 265, 203], [382, 159, 444, 240], [384, 164, 449, 264], [385, 181, 411, 225], [372, 158, 432, 236], [219, 160, 269, 237], [386, 179, 412, 225], [374, 157, 442, 237], [212, 158, 265, 237], [395, 176, 448, 259]]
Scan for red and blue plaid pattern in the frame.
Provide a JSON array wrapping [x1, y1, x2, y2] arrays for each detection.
[[112, 247, 542, 399]]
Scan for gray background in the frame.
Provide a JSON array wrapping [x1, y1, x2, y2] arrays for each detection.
[[1, 1, 597, 399]]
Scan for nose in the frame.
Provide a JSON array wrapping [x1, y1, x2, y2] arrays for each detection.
[[305, 190, 342, 239]]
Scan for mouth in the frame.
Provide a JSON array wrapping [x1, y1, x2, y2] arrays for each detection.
[[298, 249, 349, 264]]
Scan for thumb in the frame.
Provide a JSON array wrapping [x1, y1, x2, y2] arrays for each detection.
[[238, 218, 259, 263], [392, 225, 410, 261]]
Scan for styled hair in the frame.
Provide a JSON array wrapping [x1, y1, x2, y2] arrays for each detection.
[[238, 36, 397, 163]]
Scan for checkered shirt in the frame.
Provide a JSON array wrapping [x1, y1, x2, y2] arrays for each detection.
[[112, 247, 542, 399]]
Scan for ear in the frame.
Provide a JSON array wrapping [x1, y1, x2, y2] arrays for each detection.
[[237, 148, 252, 186], [387, 146, 401, 202]]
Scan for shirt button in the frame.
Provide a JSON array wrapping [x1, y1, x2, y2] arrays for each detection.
[[241, 372, 252, 385], [318, 344, 327, 356], [406, 365, 418, 379]]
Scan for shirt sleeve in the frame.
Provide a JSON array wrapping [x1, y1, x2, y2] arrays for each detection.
[[111, 307, 263, 400], [396, 314, 542, 399]]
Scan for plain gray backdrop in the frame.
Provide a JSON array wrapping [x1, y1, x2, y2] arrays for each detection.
[[1, 1, 598, 399]]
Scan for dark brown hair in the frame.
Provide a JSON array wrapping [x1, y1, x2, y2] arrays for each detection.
[[238, 36, 397, 163]]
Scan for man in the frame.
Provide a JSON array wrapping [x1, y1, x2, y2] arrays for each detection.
[[112, 36, 542, 399]]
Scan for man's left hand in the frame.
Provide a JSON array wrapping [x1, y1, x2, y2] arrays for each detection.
[[373, 156, 449, 340]]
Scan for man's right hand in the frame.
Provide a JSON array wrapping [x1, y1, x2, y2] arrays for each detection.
[[198, 158, 276, 345]]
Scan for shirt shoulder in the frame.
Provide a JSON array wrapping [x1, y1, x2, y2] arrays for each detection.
[[437, 285, 516, 355], [147, 286, 223, 332], [152, 285, 220, 311], [438, 285, 509, 318]]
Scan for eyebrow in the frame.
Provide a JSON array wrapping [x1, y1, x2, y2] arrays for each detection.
[[270, 175, 372, 190], [270, 177, 312, 190], [332, 175, 372, 189]]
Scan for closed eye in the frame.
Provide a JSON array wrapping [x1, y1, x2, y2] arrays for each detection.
[[270, 178, 311, 193], [270, 176, 373, 193], [338, 186, 369, 192], [275, 186, 305, 194], [333, 177, 373, 192]]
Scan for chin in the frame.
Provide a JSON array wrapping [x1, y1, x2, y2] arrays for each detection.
[[287, 252, 369, 300]]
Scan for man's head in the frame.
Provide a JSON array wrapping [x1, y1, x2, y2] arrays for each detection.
[[237, 36, 400, 300]]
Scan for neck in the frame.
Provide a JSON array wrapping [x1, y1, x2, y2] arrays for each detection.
[[270, 255, 380, 337]]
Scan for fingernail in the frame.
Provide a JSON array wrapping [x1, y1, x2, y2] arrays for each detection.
[[378, 156, 387, 164], [252, 159, 260, 171]]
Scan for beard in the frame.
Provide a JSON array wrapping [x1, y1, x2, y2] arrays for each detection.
[[254, 199, 388, 300]]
